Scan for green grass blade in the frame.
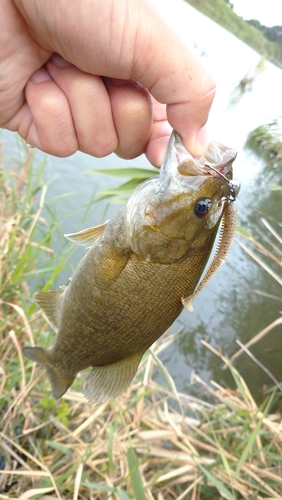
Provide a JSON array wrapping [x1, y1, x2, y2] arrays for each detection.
[[116, 488, 132, 500], [45, 440, 72, 456], [127, 447, 147, 500], [198, 464, 235, 500], [87, 167, 157, 179]]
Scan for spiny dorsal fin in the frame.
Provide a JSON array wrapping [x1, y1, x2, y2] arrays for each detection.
[[34, 290, 63, 330], [83, 350, 144, 403], [182, 203, 238, 312], [64, 222, 108, 246]]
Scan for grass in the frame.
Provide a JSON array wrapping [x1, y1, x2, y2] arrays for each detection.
[[246, 119, 282, 163], [1, 144, 282, 499], [87, 166, 157, 204]]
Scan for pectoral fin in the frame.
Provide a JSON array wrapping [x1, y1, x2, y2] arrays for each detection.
[[65, 222, 108, 246], [34, 290, 63, 330], [83, 351, 144, 403]]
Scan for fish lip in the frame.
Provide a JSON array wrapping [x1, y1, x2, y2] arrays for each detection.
[[160, 131, 240, 201], [203, 145, 237, 177], [201, 140, 237, 167], [168, 131, 237, 178]]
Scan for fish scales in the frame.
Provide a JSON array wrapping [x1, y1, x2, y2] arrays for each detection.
[[23, 131, 239, 403]]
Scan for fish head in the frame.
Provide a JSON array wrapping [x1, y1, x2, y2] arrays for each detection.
[[126, 131, 238, 263]]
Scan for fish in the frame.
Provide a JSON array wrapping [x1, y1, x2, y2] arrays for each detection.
[[23, 131, 240, 404]]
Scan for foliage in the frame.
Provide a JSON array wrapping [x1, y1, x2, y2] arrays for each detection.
[[87, 166, 157, 203], [247, 19, 282, 47], [246, 119, 282, 163], [185, 0, 282, 67], [1, 145, 282, 499], [0, 145, 73, 306]]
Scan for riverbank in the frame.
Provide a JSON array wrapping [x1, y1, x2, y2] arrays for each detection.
[[1, 146, 282, 499], [185, 0, 282, 67]]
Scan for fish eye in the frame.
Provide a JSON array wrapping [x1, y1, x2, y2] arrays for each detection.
[[194, 198, 212, 218]]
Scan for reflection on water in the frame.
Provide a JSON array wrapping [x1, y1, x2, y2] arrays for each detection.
[[228, 56, 267, 107], [1, 0, 282, 403]]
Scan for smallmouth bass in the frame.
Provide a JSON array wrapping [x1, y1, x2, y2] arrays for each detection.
[[23, 131, 240, 403]]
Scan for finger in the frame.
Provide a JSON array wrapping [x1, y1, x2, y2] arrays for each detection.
[[151, 97, 167, 123], [139, 31, 215, 157], [0, 0, 51, 127], [130, 5, 215, 156], [9, 67, 78, 156], [145, 97, 172, 167], [46, 55, 118, 157], [104, 78, 153, 159], [145, 121, 172, 167]]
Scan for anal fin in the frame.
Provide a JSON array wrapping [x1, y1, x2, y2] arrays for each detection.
[[34, 290, 63, 330], [83, 351, 144, 404], [64, 222, 108, 246]]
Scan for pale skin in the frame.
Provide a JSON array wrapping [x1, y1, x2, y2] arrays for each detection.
[[0, 0, 216, 166]]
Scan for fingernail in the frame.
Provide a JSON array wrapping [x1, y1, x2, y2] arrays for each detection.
[[50, 53, 70, 68], [29, 67, 52, 83]]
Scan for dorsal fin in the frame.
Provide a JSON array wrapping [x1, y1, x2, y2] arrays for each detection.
[[34, 290, 63, 330], [182, 203, 238, 312], [64, 222, 108, 246]]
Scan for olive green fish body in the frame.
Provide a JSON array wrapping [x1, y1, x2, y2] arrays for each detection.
[[23, 132, 238, 403], [51, 222, 218, 372]]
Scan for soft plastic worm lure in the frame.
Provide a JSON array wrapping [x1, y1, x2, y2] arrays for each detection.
[[182, 164, 240, 312], [182, 203, 238, 312]]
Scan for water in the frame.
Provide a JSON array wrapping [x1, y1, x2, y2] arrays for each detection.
[[1, 0, 282, 402]]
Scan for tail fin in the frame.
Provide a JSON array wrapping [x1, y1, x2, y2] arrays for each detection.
[[23, 346, 74, 399]]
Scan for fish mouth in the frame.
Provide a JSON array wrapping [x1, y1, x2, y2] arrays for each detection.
[[172, 132, 240, 202], [162, 131, 237, 179], [159, 131, 240, 202], [177, 140, 237, 179], [202, 141, 237, 174]]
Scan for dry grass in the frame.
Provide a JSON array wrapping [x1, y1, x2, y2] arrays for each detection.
[[1, 144, 282, 500]]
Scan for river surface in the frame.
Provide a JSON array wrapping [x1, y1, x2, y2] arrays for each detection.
[[2, 0, 282, 402]]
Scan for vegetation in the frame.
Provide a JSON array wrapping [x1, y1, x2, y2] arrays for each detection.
[[185, 0, 282, 67], [1, 145, 282, 499], [246, 119, 282, 163], [88, 167, 157, 204], [247, 19, 282, 53]]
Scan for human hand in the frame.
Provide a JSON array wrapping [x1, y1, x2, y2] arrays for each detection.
[[1, 0, 216, 166]]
